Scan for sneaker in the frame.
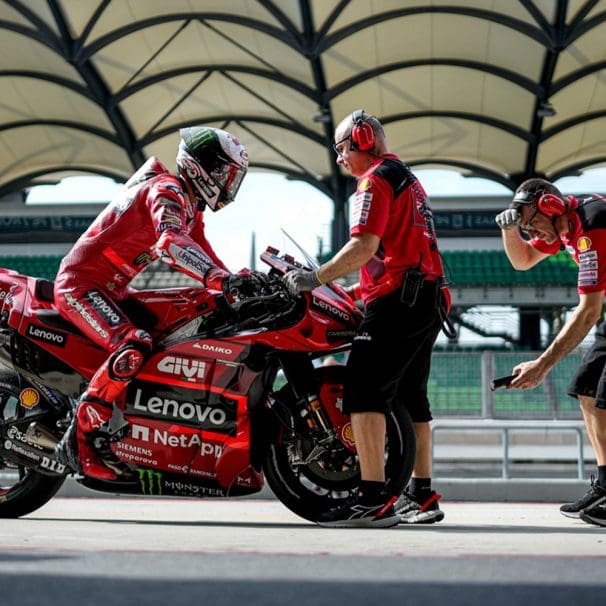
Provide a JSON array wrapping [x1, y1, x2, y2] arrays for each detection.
[[579, 502, 606, 527], [317, 493, 400, 528], [559, 477, 606, 518], [396, 490, 445, 524]]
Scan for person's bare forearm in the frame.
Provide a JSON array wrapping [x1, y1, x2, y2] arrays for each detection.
[[502, 229, 537, 270], [538, 303, 600, 369], [317, 235, 377, 283]]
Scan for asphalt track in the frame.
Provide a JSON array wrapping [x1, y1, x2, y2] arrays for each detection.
[[1, 497, 604, 606]]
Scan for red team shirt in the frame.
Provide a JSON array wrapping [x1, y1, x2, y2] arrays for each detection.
[[528, 195, 606, 296], [350, 153, 448, 305]]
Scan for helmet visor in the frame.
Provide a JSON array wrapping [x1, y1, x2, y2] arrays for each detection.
[[213, 163, 246, 208]]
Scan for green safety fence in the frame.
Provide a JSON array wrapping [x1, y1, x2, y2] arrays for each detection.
[[428, 351, 584, 419]]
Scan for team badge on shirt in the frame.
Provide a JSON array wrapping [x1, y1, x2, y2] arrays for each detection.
[[352, 195, 372, 225], [359, 178, 372, 192], [577, 236, 592, 251]]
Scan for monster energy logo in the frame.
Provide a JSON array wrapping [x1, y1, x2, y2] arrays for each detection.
[[189, 128, 214, 149], [138, 468, 162, 495]]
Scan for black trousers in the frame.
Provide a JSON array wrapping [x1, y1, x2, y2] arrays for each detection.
[[568, 319, 606, 409], [343, 282, 442, 421]]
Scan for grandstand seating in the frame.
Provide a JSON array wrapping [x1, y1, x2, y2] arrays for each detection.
[[442, 250, 578, 287], [0, 253, 584, 420], [0, 249, 580, 288], [0, 255, 62, 281]]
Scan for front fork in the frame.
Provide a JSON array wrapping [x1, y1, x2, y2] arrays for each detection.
[[274, 352, 335, 438]]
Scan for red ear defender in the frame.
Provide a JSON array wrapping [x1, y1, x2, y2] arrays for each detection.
[[537, 193, 567, 217], [351, 109, 375, 151]]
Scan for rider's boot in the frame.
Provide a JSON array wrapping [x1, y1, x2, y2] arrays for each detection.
[[55, 398, 118, 480], [56, 334, 151, 480], [77, 399, 120, 480], [54, 412, 80, 473]]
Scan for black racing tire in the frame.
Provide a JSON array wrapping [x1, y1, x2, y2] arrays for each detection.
[[262, 366, 416, 523], [0, 365, 66, 518]]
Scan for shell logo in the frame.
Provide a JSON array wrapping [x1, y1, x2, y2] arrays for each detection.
[[359, 178, 372, 192], [19, 388, 39, 409], [577, 236, 592, 252], [341, 422, 356, 448]]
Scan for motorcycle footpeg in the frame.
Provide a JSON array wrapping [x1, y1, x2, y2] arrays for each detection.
[[105, 405, 130, 442], [90, 432, 131, 476]]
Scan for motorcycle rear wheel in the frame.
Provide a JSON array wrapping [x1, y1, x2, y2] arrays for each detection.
[[0, 366, 66, 518], [263, 367, 416, 523]]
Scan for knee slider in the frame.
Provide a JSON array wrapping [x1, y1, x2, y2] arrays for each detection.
[[109, 336, 152, 381]]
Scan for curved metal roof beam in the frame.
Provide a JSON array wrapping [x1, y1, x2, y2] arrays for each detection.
[[0, 120, 120, 145], [113, 65, 317, 103], [541, 110, 606, 140], [0, 161, 332, 201], [549, 155, 606, 181], [1, 2, 151, 172], [329, 59, 541, 99], [551, 60, 606, 94], [1, 0, 63, 51], [564, 6, 606, 44], [251, 162, 332, 197], [10, 0, 146, 170], [522, 0, 569, 180], [317, 6, 550, 52], [0, 70, 95, 100], [407, 158, 516, 190], [0, 165, 128, 199], [76, 13, 299, 62], [140, 116, 323, 148], [381, 111, 531, 143], [0, 19, 60, 50]]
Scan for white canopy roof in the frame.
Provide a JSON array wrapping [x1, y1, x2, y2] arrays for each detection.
[[1, 0, 606, 201]]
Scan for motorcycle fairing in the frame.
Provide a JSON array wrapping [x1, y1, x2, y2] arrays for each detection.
[[117, 349, 265, 490], [79, 466, 260, 498]]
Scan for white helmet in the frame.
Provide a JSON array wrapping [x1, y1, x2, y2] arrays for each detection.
[[176, 126, 248, 211]]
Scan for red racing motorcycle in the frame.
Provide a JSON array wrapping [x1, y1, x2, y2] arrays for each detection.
[[0, 245, 415, 521]]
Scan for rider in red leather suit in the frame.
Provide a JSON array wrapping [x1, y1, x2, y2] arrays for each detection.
[[54, 126, 259, 480]]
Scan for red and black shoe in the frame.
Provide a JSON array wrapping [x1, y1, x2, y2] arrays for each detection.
[[396, 490, 445, 524]]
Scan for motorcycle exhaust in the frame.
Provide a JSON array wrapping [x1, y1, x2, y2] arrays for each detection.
[[25, 422, 60, 451]]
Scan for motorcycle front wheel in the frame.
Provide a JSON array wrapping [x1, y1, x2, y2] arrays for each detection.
[[263, 368, 416, 523]]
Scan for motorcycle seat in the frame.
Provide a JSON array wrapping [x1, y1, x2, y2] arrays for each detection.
[[35, 279, 55, 303]]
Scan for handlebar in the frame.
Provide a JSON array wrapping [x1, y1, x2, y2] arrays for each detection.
[[228, 273, 301, 330]]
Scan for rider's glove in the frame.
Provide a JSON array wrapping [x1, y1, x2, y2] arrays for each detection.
[[495, 208, 520, 231], [223, 270, 268, 301], [283, 270, 322, 295]]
